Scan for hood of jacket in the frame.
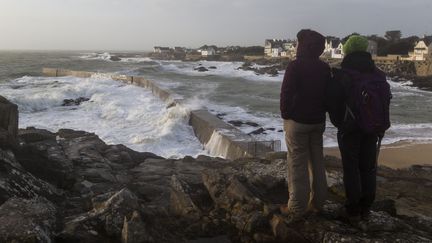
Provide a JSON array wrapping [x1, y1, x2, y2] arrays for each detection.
[[341, 51, 375, 73], [296, 29, 325, 59]]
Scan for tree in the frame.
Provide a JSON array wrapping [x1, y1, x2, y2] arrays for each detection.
[[385, 30, 402, 42], [342, 32, 361, 43]]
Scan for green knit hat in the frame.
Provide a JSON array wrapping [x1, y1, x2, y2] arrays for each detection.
[[343, 35, 369, 55]]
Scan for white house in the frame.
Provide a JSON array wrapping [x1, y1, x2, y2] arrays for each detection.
[[271, 47, 283, 57], [323, 38, 344, 59], [411, 38, 432, 61], [153, 46, 171, 53], [201, 47, 216, 57]]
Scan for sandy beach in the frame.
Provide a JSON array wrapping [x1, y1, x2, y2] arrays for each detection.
[[325, 142, 432, 169]]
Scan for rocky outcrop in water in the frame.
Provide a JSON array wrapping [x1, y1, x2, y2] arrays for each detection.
[[62, 97, 90, 106]]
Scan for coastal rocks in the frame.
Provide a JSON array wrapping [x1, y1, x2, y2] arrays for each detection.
[[0, 197, 57, 243], [62, 97, 90, 106], [0, 126, 432, 242], [0, 95, 18, 148], [238, 60, 289, 77]]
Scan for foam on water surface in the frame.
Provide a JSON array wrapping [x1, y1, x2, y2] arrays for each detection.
[[0, 75, 206, 158]]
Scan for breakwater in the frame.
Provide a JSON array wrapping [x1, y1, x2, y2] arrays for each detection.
[[42, 68, 279, 159]]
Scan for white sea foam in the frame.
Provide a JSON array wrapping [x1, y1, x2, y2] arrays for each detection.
[[79, 52, 153, 63], [202, 102, 432, 150], [159, 60, 285, 82], [1, 76, 206, 158], [79, 52, 113, 61]]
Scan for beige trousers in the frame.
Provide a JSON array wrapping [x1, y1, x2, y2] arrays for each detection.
[[284, 119, 327, 215]]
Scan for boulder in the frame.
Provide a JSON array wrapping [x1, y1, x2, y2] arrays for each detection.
[[0, 197, 57, 243]]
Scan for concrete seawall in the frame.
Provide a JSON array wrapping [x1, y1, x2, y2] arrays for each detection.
[[42, 68, 279, 159]]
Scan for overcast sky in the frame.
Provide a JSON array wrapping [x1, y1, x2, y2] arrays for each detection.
[[0, 0, 431, 51]]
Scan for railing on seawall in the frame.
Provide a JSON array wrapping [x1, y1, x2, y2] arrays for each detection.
[[42, 68, 280, 160]]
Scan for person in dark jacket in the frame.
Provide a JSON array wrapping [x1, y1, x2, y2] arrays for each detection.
[[327, 35, 387, 222], [280, 29, 331, 219]]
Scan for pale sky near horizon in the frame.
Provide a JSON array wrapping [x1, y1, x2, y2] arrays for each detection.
[[0, 0, 431, 51]]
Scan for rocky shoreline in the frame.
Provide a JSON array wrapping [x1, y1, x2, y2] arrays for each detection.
[[1, 97, 432, 242]]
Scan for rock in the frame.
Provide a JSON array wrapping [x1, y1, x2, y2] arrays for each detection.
[[110, 56, 121, 61], [62, 97, 90, 106], [208, 66, 217, 69], [270, 215, 306, 242], [0, 95, 18, 149], [216, 113, 227, 119], [194, 67, 209, 72], [228, 120, 244, 127], [18, 127, 56, 143], [0, 148, 64, 204], [245, 121, 260, 127], [248, 127, 266, 135], [15, 137, 75, 189], [265, 151, 287, 161], [170, 175, 202, 219], [0, 197, 57, 243], [122, 211, 154, 243], [60, 188, 140, 241]]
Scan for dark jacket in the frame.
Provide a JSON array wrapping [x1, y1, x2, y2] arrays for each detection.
[[326, 51, 379, 129], [280, 30, 331, 124]]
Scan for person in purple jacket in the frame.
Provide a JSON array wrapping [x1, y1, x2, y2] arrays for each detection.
[[280, 29, 331, 220]]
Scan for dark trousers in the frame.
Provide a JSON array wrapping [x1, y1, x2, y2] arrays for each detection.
[[337, 130, 378, 216]]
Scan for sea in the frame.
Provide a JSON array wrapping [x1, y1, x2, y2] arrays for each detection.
[[1, 51, 431, 158]]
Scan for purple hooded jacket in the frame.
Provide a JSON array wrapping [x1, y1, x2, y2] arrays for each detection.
[[280, 29, 331, 124]]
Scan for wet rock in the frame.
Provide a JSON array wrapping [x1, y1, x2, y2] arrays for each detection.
[[0, 95, 18, 149], [248, 127, 266, 135], [110, 56, 121, 61], [194, 66, 209, 72], [216, 113, 227, 119], [245, 121, 260, 127], [228, 120, 244, 127], [62, 97, 90, 106], [0, 197, 57, 243]]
